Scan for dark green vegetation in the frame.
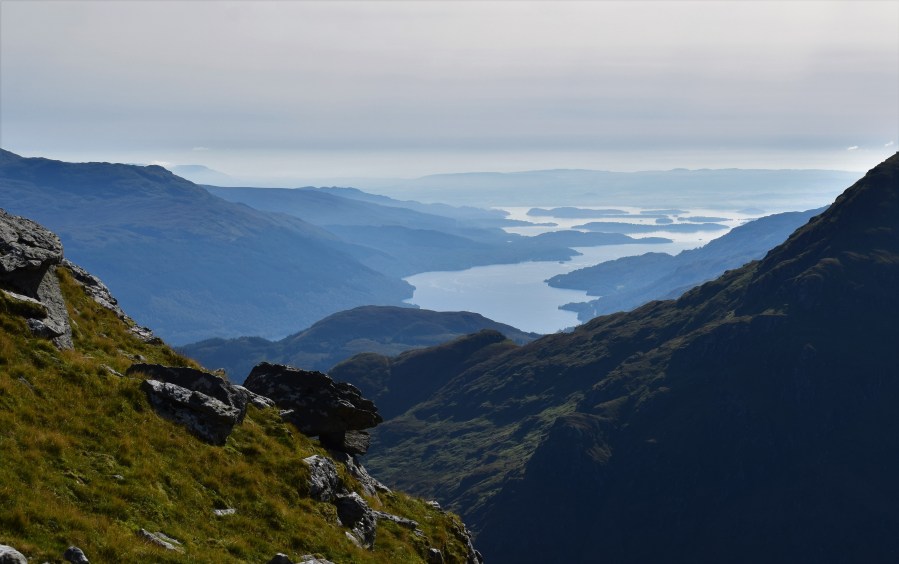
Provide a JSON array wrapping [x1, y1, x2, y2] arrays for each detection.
[[345, 154, 899, 563], [551, 207, 824, 321], [0, 267, 476, 562], [180, 306, 539, 384], [0, 149, 411, 343]]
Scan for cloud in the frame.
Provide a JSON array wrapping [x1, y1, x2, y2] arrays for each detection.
[[886, 141, 895, 147], [192, 146, 210, 151], [847, 145, 859, 151]]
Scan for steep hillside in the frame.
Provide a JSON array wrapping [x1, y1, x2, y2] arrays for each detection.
[[352, 153, 899, 563], [0, 149, 411, 343], [551, 207, 824, 320], [0, 208, 480, 563], [181, 305, 539, 383]]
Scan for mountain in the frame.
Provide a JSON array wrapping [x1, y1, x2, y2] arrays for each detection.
[[205, 186, 666, 278], [180, 305, 540, 384], [339, 153, 899, 563], [0, 207, 481, 563], [550, 207, 825, 320], [0, 149, 411, 343]]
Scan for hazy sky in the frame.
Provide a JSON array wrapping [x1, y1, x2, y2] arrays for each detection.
[[1, 1, 897, 179]]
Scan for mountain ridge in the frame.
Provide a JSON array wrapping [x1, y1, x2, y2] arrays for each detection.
[[349, 153, 899, 563]]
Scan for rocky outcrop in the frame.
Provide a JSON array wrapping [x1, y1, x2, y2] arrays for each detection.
[[334, 492, 378, 548], [303, 455, 342, 502], [128, 364, 250, 417], [0, 545, 27, 564], [243, 362, 382, 455], [127, 363, 275, 444], [0, 208, 71, 348], [140, 379, 242, 445], [62, 259, 159, 343], [327, 450, 391, 498]]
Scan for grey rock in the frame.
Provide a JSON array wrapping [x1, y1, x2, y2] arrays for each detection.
[[334, 492, 377, 549], [128, 364, 248, 417], [426, 500, 443, 511], [213, 508, 236, 516], [299, 556, 336, 564], [140, 379, 243, 444], [303, 455, 343, 502], [0, 208, 72, 348], [137, 529, 183, 552], [373, 510, 418, 530], [233, 384, 276, 409], [244, 362, 382, 454], [328, 450, 391, 497], [427, 548, 445, 564], [0, 544, 27, 564], [63, 546, 89, 563], [267, 555, 293, 564]]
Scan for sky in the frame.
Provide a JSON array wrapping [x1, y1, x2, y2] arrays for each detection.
[[1, 0, 897, 181]]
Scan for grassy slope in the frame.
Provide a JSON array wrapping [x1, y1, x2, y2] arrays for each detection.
[[0, 268, 471, 563]]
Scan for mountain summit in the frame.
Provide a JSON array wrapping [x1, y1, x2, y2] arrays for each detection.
[[357, 153, 899, 563]]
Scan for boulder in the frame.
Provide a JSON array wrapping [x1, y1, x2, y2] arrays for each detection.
[[128, 363, 249, 420], [267, 555, 293, 564], [334, 492, 377, 549], [233, 384, 277, 409], [0, 545, 27, 564], [303, 455, 342, 502], [373, 510, 419, 530], [63, 546, 89, 563], [0, 208, 71, 348], [243, 362, 382, 454], [427, 548, 445, 564], [140, 379, 243, 445], [137, 529, 184, 552]]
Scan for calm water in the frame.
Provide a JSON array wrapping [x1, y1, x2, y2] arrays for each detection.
[[403, 206, 756, 334]]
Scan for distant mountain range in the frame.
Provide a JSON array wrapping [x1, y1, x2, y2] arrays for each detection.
[[335, 153, 899, 563], [0, 149, 411, 343], [205, 185, 668, 277], [180, 305, 539, 383], [551, 207, 825, 320]]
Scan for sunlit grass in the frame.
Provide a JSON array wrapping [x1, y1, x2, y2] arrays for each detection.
[[0, 268, 471, 562]]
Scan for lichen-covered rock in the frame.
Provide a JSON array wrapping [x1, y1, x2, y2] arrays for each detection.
[[0, 208, 72, 348], [334, 492, 377, 549], [140, 379, 243, 445], [0, 544, 27, 564], [244, 362, 382, 454], [303, 455, 342, 502], [233, 384, 277, 409], [129, 363, 249, 421]]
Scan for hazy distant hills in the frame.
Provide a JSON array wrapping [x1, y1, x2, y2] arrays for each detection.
[[341, 153, 899, 562], [0, 149, 411, 343], [370, 168, 860, 209], [180, 305, 539, 383], [551, 207, 825, 321], [206, 185, 668, 277]]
